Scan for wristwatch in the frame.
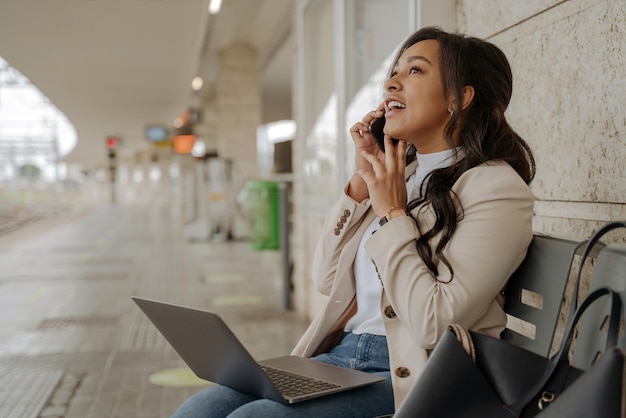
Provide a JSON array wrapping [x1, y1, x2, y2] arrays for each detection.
[[379, 207, 410, 227]]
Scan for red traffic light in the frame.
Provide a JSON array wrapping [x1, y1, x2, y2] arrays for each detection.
[[106, 137, 119, 149]]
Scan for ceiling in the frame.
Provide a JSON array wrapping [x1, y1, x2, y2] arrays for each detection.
[[0, 0, 294, 166]]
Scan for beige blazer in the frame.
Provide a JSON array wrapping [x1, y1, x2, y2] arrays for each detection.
[[292, 159, 535, 409]]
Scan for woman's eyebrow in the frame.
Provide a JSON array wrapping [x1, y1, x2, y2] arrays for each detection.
[[405, 55, 433, 66], [392, 55, 433, 72]]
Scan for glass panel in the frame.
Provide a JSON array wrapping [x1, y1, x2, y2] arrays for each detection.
[[343, 0, 412, 177], [0, 57, 76, 182], [301, 0, 338, 202], [303, 94, 338, 199]]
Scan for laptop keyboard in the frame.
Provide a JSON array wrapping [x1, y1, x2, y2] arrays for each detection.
[[259, 364, 341, 398]]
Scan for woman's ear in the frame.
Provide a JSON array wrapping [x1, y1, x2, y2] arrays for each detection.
[[460, 86, 475, 110], [447, 86, 475, 114]]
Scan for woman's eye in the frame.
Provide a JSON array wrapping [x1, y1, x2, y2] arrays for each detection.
[[409, 66, 422, 74]]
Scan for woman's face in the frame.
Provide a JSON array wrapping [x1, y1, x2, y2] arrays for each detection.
[[383, 39, 452, 153]]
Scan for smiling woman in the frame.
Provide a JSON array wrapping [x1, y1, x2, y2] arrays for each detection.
[[171, 26, 536, 418]]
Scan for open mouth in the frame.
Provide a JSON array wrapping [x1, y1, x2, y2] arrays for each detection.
[[386, 100, 406, 114]]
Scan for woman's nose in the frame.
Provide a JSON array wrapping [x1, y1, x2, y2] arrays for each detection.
[[384, 76, 399, 92]]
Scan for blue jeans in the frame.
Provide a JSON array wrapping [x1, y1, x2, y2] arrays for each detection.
[[170, 332, 394, 417]]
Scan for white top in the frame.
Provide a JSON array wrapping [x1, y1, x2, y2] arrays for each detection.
[[344, 148, 457, 335]]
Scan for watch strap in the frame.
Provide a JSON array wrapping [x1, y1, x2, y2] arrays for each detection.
[[379, 207, 409, 227]]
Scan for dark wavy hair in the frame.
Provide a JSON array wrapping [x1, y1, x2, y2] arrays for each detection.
[[389, 26, 536, 281]]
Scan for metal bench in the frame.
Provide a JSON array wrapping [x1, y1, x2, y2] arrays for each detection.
[[572, 243, 626, 368], [501, 234, 583, 357]]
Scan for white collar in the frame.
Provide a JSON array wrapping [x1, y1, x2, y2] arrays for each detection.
[[415, 148, 458, 172]]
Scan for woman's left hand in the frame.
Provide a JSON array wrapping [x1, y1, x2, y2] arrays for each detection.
[[355, 135, 407, 218]]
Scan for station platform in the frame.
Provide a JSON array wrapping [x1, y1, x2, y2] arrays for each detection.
[[0, 203, 309, 417]]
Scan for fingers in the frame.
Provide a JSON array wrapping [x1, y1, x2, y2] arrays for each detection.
[[383, 136, 396, 171], [349, 104, 385, 138], [381, 136, 407, 174], [350, 109, 383, 134], [359, 150, 384, 173], [396, 139, 407, 174], [363, 108, 384, 129], [367, 107, 384, 122], [355, 147, 407, 218], [362, 138, 407, 175], [349, 121, 369, 137]]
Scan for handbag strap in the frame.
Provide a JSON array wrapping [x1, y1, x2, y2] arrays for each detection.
[[448, 324, 476, 363], [556, 286, 622, 359], [568, 221, 626, 317], [509, 286, 623, 413], [512, 220, 626, 413]]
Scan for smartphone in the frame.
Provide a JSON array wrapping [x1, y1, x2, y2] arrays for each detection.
[[370, 115, 399, 152]]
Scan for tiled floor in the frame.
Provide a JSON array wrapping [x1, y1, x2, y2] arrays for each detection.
[[0, 203, 308, 417]]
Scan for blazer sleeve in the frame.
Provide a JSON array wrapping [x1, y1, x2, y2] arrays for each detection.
[[364, 161, 534, 348], [311, 190, 371, 295]]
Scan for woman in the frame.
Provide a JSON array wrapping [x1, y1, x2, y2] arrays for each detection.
[[172, 26, 535, 418]]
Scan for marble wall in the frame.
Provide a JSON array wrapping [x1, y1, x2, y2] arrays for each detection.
[[459, 0, 626, 241]]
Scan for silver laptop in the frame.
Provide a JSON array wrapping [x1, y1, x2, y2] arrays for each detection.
[[132, 297, 385, 404]]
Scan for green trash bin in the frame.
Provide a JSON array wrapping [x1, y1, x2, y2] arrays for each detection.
[[246, 180, 279, 250]]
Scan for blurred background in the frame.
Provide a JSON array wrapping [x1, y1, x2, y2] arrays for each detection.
[[0, 0, 624, 416]]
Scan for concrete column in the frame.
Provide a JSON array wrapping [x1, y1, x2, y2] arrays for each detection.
[[216, 42, 262, 239], [216, 42, 261, 182]]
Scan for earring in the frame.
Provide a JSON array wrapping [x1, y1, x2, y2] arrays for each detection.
[[448, 108, 454, 116]]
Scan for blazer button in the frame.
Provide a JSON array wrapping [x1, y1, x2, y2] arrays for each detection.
[[395, 367, 410, 378], [334, 227, 341, 236], [384, 305, 396, 318], [340, 215, 347, 223], [336, 222, 343, 229], [343, 209, 351, 217]]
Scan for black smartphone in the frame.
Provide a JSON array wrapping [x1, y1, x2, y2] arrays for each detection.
[[370, 115, 399, 152]]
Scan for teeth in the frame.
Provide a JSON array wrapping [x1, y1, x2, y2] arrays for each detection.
[[388, 100, 406, 110]]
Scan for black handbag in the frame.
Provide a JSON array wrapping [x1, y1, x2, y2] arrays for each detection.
[[393, 221, 626, 418]]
